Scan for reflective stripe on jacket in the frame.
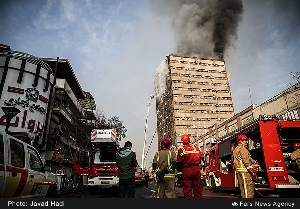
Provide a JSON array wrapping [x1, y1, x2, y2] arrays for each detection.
[[233, 144, 253, 173], [153, 150, 176, 178], [177, 145, 203, 167], [179, 146, 199, 156]]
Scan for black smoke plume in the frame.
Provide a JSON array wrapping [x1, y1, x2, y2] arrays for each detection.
[[150, 0, 244, 60]]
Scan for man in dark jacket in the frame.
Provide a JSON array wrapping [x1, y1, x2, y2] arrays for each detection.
[[116, 141, 138, 198]]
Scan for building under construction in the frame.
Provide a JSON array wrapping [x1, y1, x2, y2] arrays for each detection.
[[156, 55, 234, 149]]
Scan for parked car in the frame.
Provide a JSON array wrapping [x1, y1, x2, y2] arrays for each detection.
[[134, 167, 144, 186], [0, 132, 57, 198]]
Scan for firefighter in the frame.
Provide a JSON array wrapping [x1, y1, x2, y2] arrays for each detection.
[[177, 134, 204, 198], [233, 134, 255, 198], [152, 138, 177, 198], [290, 142, 300, 170]]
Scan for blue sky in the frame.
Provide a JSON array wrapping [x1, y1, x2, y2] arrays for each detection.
[[1, 0, 300, 168]]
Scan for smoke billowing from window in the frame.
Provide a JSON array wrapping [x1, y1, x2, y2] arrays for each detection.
[[154, 59, 168, 100], [150, 0, 244, 60]]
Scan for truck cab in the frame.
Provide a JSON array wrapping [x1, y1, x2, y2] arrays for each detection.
[[0, 132, 57, 198], [205, 117, 300, 197], [87, 143, 119, 193]]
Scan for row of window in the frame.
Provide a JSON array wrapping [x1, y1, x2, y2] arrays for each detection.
[[171, 66, 226, 73], [174, 124, 222, 129], [157, 111, 234, 123], [171, 73, 227, 80], [173, 108, 233, 114], [172, 83, 229, 90], [189, 88, 229, 93], [171, 74, 228, 81], [170, 60, 225, 68], [174, 94, 232, 100], [175, 117, 221, 121], [174, 101, 233, 107]]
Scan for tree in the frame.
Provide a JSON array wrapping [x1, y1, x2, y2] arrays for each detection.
[[94, 109, 127, 141], [290, 72, 300, 83], [94, 109, 110, 129], [108, 116, 127, 141]]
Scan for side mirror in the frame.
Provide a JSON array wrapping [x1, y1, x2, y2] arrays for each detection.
[[44, 163, 52, 172]]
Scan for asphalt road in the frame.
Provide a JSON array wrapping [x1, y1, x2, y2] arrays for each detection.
[[56, 181, 239, 198]]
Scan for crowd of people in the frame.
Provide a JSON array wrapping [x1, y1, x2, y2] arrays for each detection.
[[115, 134, 300, 198]]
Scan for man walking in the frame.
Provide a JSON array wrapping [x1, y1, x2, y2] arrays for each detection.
[[116, 141, 138, 198], [177, 134, 204, 198], [144, 171, 149, 188], [152, 138, 177, 198], [233, 134, 255, 198]]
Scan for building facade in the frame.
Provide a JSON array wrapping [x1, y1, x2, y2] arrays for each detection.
[[0, 44, 97, 179], [0, 44, 55, 146], [42, 58, 96, 177], [156, 55, 234, 149], [194, 81, 300, 152]]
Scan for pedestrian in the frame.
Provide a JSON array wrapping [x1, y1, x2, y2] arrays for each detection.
[[177, 134, 204, 198], [144, 171, 149, 188], [152, 138, 177, 198], [116, 141, 138, 198], [233, 134, 256, 198], [290, 142, 300, 170]]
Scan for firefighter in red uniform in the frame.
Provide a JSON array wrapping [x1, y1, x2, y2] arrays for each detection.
[[291, 142, 300, 170], [177, 134, 204, 198], [233, 134, 255, 198], [152, 138, 177, 198]]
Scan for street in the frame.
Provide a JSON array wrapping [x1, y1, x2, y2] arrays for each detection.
[[57, 181, 239, 198]]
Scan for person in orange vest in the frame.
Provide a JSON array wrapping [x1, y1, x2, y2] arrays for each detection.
[[152, 138, 177, 198], [233, 134, 255, 198], [291, 142, 300, 170], [177, 134, 204, 198]]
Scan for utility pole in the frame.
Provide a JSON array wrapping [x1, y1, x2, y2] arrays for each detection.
[[141, 95, 155, 169], [248, 85, 253, 105]]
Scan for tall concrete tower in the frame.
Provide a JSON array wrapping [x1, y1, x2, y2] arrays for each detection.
[[155, 55, 234, 150]]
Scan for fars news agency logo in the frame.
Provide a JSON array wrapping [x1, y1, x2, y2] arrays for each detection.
[[231, 201, 295, 208]]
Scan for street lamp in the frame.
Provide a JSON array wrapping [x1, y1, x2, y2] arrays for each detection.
[[1, 106, 20, 133]]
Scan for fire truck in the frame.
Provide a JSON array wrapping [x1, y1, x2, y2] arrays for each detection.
[[87, 129, 119, 193], [205, 116, 300, 197]]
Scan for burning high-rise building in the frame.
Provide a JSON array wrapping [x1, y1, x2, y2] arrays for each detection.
[[152, 0, 243, 150], [155, 55, 234, 149]]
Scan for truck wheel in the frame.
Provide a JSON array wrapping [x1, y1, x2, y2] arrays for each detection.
[[210, 177, 217, 192]]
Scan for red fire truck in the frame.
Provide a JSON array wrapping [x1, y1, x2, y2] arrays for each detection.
[[72, 149, 90, 190], [87, 129, 119, 193], [205, 116, 300, 197], [71, 129, 120, 194]]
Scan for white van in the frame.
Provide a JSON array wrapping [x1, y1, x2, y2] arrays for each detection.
[[0, 132, 57, 198]]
